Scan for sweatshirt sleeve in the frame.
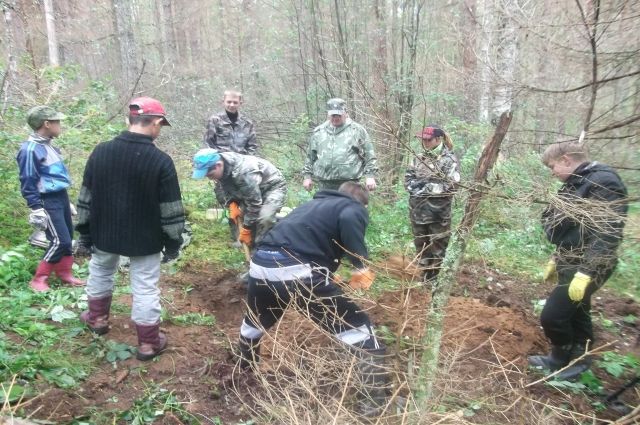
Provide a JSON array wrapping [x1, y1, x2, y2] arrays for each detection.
[[75, 151, 94, 237], [159, 159, 185, 251], [245, 120, 258, 155], [236, 171, 264, 227], [338, 204, 369, 269], [203, 115, 218, 148], [578, 175, 627, 275], [16, 143, 43, 209], [360, 127, 378, 178], [302, 134, 316, 179]]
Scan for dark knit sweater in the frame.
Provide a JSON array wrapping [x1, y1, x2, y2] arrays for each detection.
[[76, 131, 185, 256]]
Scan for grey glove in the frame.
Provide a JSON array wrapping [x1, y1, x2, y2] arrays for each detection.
[[28, 208, 48, 231], [74, 235, 93, 258], [161, 247, 180, 263]]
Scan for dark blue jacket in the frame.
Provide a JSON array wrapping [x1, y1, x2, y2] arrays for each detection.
[[16, 134, 72, 209], [259, 190, 369, 271]]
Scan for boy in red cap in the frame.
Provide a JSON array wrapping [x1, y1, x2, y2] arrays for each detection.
[[76, 97, 184, 361]]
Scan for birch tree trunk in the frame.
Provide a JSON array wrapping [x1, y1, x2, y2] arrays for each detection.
[[414, 112, 513, 409], [491, 0, 519, 121], [461, 0, 478, 121], [43, 0, 60, 66], [477, 0, 494, 122], [1, 1, 18, 113]]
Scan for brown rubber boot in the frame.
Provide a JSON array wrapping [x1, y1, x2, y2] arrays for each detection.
[[135, 322, 168, 361], [30, 261, 55, 292], [80, 295, 112, 335], [53, 256, 85, 286]]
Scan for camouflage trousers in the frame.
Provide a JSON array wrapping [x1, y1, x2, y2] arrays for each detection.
[[252, 183, 287, 245], [213, 182, 238, 241], [410, 220, 452, 282]]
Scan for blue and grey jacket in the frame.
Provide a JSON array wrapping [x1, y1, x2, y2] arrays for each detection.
[[16, 133, 72, 209]]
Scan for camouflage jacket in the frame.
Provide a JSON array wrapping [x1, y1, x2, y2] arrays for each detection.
[[405, 145, 460, 197], [219, 152, 286, 227], [203, 111, 257, 155], [302, 118, 378, 181]]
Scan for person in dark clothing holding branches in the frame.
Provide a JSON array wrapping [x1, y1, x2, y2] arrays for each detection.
[[529, 141, 628, 380]]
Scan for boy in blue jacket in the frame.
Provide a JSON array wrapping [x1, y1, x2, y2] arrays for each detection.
[[16, 106, 85, 291]]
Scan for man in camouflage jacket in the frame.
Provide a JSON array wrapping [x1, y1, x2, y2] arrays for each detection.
[[203, 89, 257, 156], [192, 149, 286, 247], [302, 98, 378, 191], [203, 89, 258, 240], [405, 126, 460, 282]]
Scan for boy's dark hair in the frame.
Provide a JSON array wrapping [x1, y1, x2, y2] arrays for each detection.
[[542, 142, 588, 166], [338, 181, 369, 206], [128, 115, 158, 126]]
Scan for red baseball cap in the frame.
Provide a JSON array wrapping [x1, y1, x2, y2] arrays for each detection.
[[129, 97, 171, 126], [416, 126, 444, 140]]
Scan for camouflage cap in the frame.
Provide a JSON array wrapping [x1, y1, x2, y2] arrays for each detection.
[[27, 106, 66, 130], [326, 98, 346, 115]]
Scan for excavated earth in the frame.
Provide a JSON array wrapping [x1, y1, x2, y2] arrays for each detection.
[[18, 258, 640, 424]]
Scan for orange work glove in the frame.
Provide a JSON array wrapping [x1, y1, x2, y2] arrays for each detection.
[[238, 226, 253, 246], [228, 202, 242, 225], [349, 268, 376, 290]]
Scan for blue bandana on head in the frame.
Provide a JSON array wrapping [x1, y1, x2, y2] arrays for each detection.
[[192, 148, 221, 179]]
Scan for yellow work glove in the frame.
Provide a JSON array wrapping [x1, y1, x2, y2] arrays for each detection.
[[349, 268, 376, 290], [238, 226, 253, 246], [568, 272, 591, 302], [543, 259, 558, 284], [228, 202, 242, 225]]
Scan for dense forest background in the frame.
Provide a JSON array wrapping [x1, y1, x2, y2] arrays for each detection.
[[2, 0, 639, 175], [0, 1, 639, 423]]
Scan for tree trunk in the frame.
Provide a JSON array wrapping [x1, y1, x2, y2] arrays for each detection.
[[372, 0, 390, 118], [112, 0, 139, 91], [477, 0, 494, 123], [1, 1, 18, 114], [460, 0, 478, 121], [43, 0, 60, 66], [414, 112, 513, 409], [332, 0, 354, 114], [491, 0, 518, 122], [392, 0, 423, 183]]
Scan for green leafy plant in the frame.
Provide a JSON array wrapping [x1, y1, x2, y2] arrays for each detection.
[[547, 379, 586, 394], [597, 352, 640, 378], [83, 338, 135, 364], [170, 312, 216, 327], [119, 386, 199, 424]]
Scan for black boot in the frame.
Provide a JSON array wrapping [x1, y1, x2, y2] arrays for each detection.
[[356, 347, 389, 417], [555, 343, 592, 381], [528, 344, 572, 371], [237, 336, 260, 370]]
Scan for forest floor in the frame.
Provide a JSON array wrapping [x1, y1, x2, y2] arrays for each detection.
[[15, 257, 640, 424]]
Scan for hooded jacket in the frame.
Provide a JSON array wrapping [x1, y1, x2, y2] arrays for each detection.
[[258, 190, 369, 271], [542, 161, 628, 275]]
